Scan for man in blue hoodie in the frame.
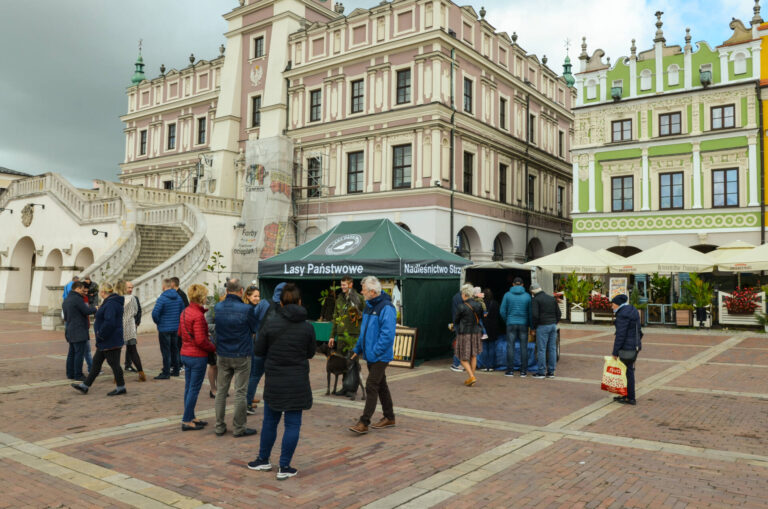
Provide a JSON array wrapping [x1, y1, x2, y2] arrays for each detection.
[[152, 278, 185, 379], [348, 276, 397, 435], [499, 277, 532, 377]]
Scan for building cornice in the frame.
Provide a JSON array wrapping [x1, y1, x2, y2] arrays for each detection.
[[120, 91, 219, 122], [572, 126, 759, 155]]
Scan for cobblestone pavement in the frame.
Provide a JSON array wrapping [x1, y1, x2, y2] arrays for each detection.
[[0, 310, 766, 508]]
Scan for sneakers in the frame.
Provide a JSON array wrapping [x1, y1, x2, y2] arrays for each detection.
[[107, 387, 127, 396], [348, 421, 369, 434], [154, 374, 170, 380], [532, 373, 546, 379], [71, 383, 88, 394], [246, 405, 256, 415], [618, 398, 637, 405], [247, 458, 272, 471], [370, 417, 396, 429], [519, 372, 527, 378], [546, 373, 555, 379], [277, 466, 298, 480], [504, 371, 515, 377], [449, 365, 465, 372]]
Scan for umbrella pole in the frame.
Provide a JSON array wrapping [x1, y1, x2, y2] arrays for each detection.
[[738, 272, 741, 289]]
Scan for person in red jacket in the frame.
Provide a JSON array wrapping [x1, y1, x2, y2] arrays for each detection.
[[178, 284, 217, 431]]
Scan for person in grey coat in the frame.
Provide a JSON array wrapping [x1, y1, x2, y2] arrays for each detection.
[[63, 281, 96, 380]]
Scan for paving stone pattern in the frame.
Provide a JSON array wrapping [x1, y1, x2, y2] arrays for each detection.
[[0, 310, 767, 508]]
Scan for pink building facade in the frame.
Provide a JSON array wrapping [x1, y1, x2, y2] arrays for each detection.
[[120, 0, 575, 261]]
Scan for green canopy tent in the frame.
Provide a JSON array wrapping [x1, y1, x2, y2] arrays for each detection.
[[258, 219, 472, 359]]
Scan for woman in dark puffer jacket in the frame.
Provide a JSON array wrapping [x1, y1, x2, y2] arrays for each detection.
[[247, 283, 316, 480], [178, 284, 217, 431], [71, 282, 126, 396]]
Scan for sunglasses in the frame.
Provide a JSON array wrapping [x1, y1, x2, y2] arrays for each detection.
[[247, 285, 259, 292]]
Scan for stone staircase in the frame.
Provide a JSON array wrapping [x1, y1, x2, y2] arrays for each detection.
[[121, 225, 191, 281]]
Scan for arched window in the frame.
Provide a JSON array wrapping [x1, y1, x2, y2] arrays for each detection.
[[586, 79, 597, 100], [667, 64, 680, 86], [640, 69, 652, 91], [733, 52, 747, 75], [456, 230, 470, 258], [492, 236, 504, 261]]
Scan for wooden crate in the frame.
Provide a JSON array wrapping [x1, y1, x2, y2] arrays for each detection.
[[391, 325, 417, 368]]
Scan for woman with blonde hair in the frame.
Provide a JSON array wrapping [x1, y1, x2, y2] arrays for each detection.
[[115, 280, 145, 381], [452, 283, 483, 386], [72, 281, 126, 396], [243, 284, 269, 414], [178, 284, 217, 430]]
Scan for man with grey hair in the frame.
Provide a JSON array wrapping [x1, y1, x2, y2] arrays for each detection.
[[348, 276, 397, 434], [213, 278, 259, 437]]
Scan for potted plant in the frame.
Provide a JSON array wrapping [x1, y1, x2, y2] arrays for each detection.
[[682, 273, 713, 328], [563, 272, 593, 323], [723, 287, 759, 315], [629, 286, 645, 323], [588, 293, 613, 322], [672, 303, 694, 327]]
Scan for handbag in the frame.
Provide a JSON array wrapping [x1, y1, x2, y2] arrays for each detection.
[[618, 348, 638, 362], [601, 356, 628, 396]]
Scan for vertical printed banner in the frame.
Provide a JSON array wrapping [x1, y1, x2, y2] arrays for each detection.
[[231, 136, 295, 280]]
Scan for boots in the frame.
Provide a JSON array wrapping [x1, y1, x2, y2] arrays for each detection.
[[138, 371, 146, 382]]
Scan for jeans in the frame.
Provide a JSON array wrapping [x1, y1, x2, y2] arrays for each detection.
[[66, 341, 88, 379], [535, 324, 558, 375], [84, 340, 93, 372], [181, 355, 208, 423], [360, 362, 395, 426], [625, 358, 636, 401], [158, 332, 180, 375], [258, 403, 303, 468], [247, 355, 265, 405], [215, 355, 251, 435], [84, 348, 124, 387], [506, 324, 529, 373]]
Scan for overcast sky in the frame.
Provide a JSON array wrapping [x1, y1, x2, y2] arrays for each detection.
[[0, 0, 750, 188]]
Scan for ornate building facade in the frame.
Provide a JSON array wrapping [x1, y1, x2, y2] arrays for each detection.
[[571, 10, 764, 255]]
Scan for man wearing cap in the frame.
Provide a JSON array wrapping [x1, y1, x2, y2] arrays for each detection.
[[500, 277, 532, 377], [530, 283, 561, 379], [611, 294, 642, 406]]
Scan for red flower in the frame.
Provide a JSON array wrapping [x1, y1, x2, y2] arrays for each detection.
[[724, 287, 759, 314], [588, 294, 612, 312]]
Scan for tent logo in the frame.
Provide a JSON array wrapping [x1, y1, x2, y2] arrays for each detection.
[[325, 234, 363, 255]]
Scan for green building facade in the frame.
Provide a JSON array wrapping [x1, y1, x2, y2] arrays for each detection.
[[571, 11, 764, 255]]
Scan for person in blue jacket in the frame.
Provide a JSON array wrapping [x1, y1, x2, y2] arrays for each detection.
[[499, 277, 532, 377], [348, 276, 397, 435], [152, 278, 185, 379], [72, 281, 126, 396], [611, 294, 642, 406]]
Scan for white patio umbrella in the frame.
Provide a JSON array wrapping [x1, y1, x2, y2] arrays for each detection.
[[525, 245, 613, 273], [609, 241, 715, 273], [595, 249, 625, 265], [717, 242, 768, 272], [708, 240, 755, 264]]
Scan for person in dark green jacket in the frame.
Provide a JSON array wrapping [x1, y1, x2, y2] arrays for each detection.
[[329, 276, 364, 353]]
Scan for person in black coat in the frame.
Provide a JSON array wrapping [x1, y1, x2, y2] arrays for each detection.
[[247, 283, 315, 480], [62, 281, 97, 380], [453, 284, 484, 386], [72, 282, 127, 396], [611, 294, 642, 405]]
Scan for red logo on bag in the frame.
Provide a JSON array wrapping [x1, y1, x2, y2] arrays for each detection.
[[606, 366, 622, 375]]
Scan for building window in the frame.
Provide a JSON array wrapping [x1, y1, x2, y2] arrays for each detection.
[[500, 98, 507, 129], [612, 119, 632, 142], [557, 186, 564, 217], [711, 105, 735, 130], [139, 130, 147, 155], [659, 112, 681, 136], [586, 79, 597, 100], [463, 152, 473, 194], [351, 79, 364, 114], [307, 157, 321, 197], [733, 52, 747, 75], [396, 69, 411, 104], [310, 90, 322, 122], [163, 180, 173, 190], [254, 37, 264, 58], [499, 163, 507, 203], [528, 114, 536, 143], [347, 151, 364, 193], [659, 172, 684, 210], [712, 168, 738, 208], [392, 145, 412, 189], [527, 174, 535, 210], [463, 78, 472, 113], [167, 123, 176, 150], [558, 131, 565, 157], [640, 69, 652, 91], [251, 96, 261, 127], [611, 176, 633, 212], [667, 64, 680, 86], [197, 118, 206, 144]]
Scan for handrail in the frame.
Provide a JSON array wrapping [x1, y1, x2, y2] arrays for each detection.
[[108, 181, 242, 216]]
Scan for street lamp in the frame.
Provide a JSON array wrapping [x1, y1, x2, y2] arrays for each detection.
[[28, 203, 45, 210], [91, 229, 108, 238], [0, 208, 12, 214]]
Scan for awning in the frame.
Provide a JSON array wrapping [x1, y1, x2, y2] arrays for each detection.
[[716, 242, 768, 272], [525, 245, 615, 273], [609, 241, 715, 273]]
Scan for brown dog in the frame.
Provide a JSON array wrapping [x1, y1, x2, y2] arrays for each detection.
[[317, 343, 366, 400]]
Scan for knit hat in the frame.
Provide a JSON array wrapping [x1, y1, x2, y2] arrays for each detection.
[[611, 294, 628, 306], [273, 282, 287, 303], [513, 277, 524, 285]]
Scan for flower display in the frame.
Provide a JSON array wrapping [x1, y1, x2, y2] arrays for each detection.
[[724, 287, 760, 315], [588, 293, 612, 312]]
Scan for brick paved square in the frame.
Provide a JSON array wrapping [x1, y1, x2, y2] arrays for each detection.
[[737, 337, 768, 349], [436, 438, 768, 509], [564, 340, 708, 362], [0, 356, 69, 386], [668, 364, 768, 394], [555, 354, 670, 382], [584, 390, 768, 455], [710, 348, 768, 366]]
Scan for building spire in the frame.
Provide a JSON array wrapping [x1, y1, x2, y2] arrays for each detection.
[[563, 39, 575, 88], [653, 11, 666, 44], [131, 39, 146, 85], [752, 0, 763, 25]]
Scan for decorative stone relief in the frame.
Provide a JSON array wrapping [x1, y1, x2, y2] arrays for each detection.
[[250, 64, 263, 87], [573, 211, 759, 234], [21, 204, 33, 227], [601, 159, 641, 174]]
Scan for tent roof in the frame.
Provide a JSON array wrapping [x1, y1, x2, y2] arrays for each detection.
[[610, 240, 714, 273], [258, 219, 471, 279], [524, 245, 615, 273]]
